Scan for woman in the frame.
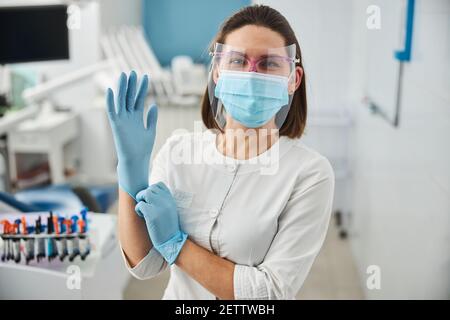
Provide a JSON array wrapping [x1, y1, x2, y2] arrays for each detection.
[[107, 5, 335, 300]]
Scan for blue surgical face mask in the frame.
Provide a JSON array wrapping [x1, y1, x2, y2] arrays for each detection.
[[214, 71, 289, 128]]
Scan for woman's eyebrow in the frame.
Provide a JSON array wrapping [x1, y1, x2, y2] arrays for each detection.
[[225, 50, 266, 59], [225, 50, 246, 56]]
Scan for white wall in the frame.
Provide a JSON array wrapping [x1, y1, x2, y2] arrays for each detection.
[[98, 0, 141, 31], [348, 0, 450, 298]]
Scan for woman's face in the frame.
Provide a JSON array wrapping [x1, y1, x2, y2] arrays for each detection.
[[215, 25, 303, 94]]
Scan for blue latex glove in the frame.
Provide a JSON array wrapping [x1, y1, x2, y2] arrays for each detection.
[[135, 182, 188, 265], [106, 71, 158, 201]]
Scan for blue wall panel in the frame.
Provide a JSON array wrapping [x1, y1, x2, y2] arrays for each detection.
[[142, 0, 250, 66]]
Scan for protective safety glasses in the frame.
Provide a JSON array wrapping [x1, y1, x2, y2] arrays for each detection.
[[209, 43, 299, 77]]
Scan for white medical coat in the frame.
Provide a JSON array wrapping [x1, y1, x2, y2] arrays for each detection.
[[121, 130, 335, 299]]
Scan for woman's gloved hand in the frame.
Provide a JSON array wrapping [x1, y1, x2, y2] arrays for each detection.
[[106, 71, 158, 201], [135, 182, 188, 265]]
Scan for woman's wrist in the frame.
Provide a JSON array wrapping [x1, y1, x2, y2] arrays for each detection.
[[117, 158, 150, 200], [174, 238, 193, 267], [174, 239, 235, 299]]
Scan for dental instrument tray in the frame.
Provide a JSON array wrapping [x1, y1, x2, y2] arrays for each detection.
[[0, 209, 91, 264]]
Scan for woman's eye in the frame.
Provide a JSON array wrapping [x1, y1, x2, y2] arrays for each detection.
[[260, 59, 280, 69], [229, 58, 245, 65]]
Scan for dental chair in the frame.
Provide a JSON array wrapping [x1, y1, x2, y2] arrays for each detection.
[[0, 183, 117, 213]]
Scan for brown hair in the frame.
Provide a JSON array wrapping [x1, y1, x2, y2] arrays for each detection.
[[201, 4, 307, 139]]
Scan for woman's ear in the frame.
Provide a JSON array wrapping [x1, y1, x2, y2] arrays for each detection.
[[288, 66, 303, 94]]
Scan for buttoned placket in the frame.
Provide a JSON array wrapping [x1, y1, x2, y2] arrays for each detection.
[[208, 163, 240, 256]]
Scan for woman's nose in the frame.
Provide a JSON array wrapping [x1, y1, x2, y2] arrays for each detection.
[[248, 63, 258, 72]]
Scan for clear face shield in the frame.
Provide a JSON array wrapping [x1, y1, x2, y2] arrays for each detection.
[[207, 43, 299, 130]]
